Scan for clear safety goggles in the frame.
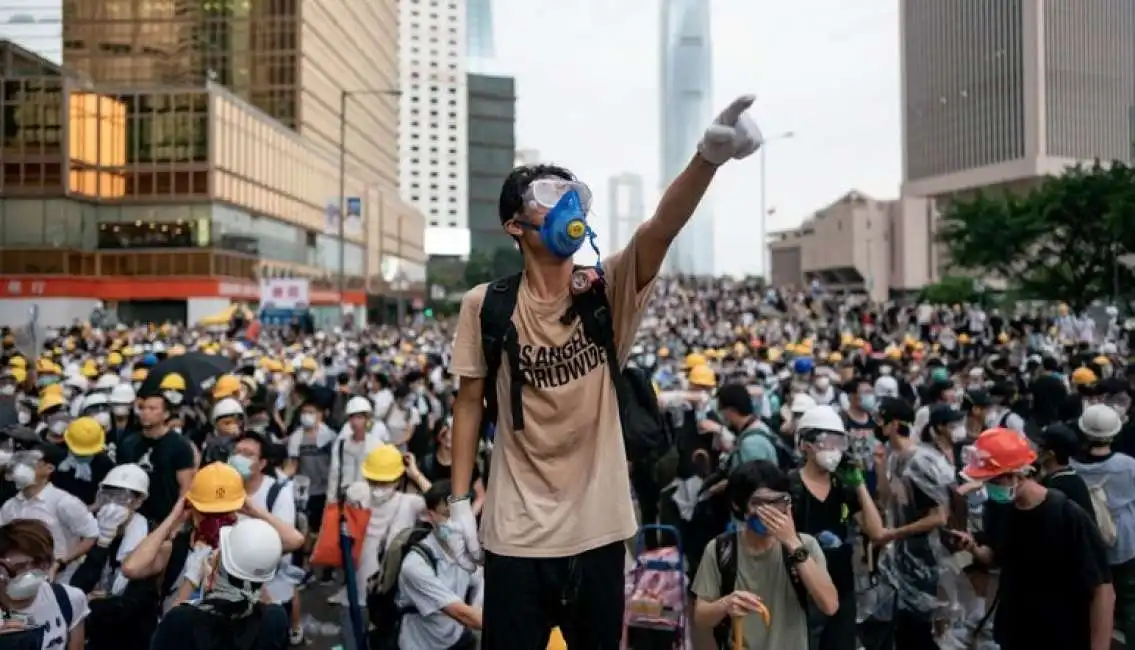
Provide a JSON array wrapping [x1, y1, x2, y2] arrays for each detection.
[[523, 178, 593, 212], [810, 433, 849, 452], [96, 487, 140, 507]]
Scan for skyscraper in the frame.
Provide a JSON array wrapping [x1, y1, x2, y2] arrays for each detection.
[[660, 0, 713, 276], [466, 0, 494, 73], [399, 0, 469, 257], [608, 173, 646, 252], [901, 0, 1135, 275]]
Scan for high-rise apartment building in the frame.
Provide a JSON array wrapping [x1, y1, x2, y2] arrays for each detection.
[[608, 173, 646, 252], [466, 73, 516, 253], [660, 0, 714, 276], [0, 1, 62, 64], [466, 0, 494, 73], [902, 0, 1135, 277], [0, 0, 425, 325], [399, 0, 468, 257]]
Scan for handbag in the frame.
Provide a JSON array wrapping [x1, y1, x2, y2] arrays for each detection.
[[311, 440, 371, 567]]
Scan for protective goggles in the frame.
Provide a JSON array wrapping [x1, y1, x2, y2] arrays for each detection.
[[809, 433, 849, 451], [97, 487, 140, 506], [523, 178, 593, 213]]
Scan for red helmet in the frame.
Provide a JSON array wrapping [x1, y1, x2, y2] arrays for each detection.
[[963, 428, 1037, 480]]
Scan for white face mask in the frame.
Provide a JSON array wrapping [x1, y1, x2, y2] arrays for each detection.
[[371, 485, 396, 505], [0, 385, 15, 396], [5, 570, 46, 600], [814, 377, 831, 392], [300, 413, 317, 429], [111, 405, 131, 418], [92, 412, 112, 430], [950, 424, 968, 443], [49, 420, 68, 436], [16, 411, 30, 425], [815, 449, 843, 473], [9, 464, 36, 490]]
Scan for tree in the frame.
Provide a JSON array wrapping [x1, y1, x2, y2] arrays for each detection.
[[937, 160, 1135, 311], [464, 249, 495, 287], [920, 276, 982, 305]]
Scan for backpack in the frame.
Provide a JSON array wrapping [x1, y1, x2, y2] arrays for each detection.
[[713, 530, 807, 649], [266, 477, 290, 514], [478, 271, 671, 465], [366, 524, 437, 650], [732, 423, 794, 472], [1087, 476, 1118, 546]]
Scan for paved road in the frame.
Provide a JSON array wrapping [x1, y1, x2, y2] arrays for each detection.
[[296, 582, 353, 650]]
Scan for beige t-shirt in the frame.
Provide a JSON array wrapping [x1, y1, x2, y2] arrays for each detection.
[[450, 242, 654, 557]]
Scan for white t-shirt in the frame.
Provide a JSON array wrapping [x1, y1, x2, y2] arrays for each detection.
[[107, 513, 148, 596], [13, 581, 89, 650], [247, 476, 296, 604]]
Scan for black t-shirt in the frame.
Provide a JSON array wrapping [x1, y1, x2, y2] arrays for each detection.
[[152, 603, 288, 650], [992, 491, 1110, 650], [421, 452, 480, 486], [792, 473, 861, 594], [1041, 468, 1096, 523], [117, 430, 196, 522]]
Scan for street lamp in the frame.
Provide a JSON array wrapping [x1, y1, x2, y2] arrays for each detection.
[[337, 88, 401, 305], [759, 130, 796, 281]]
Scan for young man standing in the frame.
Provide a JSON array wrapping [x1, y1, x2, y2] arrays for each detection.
[[449, 97, 763, 649]]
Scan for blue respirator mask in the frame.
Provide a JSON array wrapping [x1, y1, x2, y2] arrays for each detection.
[[518, 179, 602, 262]]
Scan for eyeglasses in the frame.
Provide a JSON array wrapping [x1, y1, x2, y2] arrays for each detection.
[[748, 493, 791, 510]]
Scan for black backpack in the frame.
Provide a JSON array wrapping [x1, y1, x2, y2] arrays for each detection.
[[713, 530, 808, 649], [366, 525, 437, 650], [479, 270, 671, 464]]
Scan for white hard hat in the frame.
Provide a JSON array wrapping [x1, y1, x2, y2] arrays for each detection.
[[63, 375, 89, 392], [211, 397, 245, 421], [79, 392, 109, 413], [1079, 403, 1122, 441], [219, 519, 283, 583], [94, 374, 120, 391], [109, 384, 136, 406], [100, 463, 150, 497], [790, 393, 818, 414], [345, 395, 373, 417], [874, 376, 899, 398], [796, 406, 846, 435]]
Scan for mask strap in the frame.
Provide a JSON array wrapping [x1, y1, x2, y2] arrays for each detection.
[[585, 225, 604, 276]]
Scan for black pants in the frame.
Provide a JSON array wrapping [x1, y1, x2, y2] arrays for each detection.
[[481, 540, 625, 650], [813, 589, 859, 650], [893, 609, 937, 650]]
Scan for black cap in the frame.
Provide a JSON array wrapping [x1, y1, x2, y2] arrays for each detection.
[[1040, 423, 1081, 460], [877, 397, 914, 424], [963, 389, 993, 409], [929, 403, 965, 427]]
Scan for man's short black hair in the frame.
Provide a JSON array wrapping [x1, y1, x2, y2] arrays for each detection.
[[726, 460, 789, 518], [36, 443, 66, 469], [715, 383, 754, 417], [235, 431, 269, 457], [423, 479, 452, 511], [497, 164, 575, 224]]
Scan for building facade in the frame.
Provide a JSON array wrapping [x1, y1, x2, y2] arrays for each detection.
[[660, 0, 713, 276], [608, 172, 646, 253], [465, 73, 515, 253], [399, 0, 468, 257], [1, 1, 62, 64], [768, 191, 932, 301], [0, 40, 425, 326], [901, 0, 1135, 277]]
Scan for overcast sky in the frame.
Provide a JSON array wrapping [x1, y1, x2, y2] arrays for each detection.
[[494, 0, 902, 276]]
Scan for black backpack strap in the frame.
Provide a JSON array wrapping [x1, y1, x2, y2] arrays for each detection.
[[571, 273, 620, 380], [50, 582, 73, 629], [712, 531, 739, 648], [479, 274, 523, 432], [266, 477, 289, 514]]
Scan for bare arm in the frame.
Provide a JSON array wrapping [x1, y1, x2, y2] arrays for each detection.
[[785, 539, 839, 616], [66, 621, 85, 650], [450, 378, 484, 499], [176, 468, 195, 496], [441, 602, 483, 630], [853, 484, 889, 543], [1090, 582, 1115, 650], [631, 155, 719, 290]]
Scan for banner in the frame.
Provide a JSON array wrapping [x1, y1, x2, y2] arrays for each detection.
[[11, 306, 43, 362], [259, 279, 310, 310]]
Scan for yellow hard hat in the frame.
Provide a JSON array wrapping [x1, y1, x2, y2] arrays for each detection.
[[361, 445, 406, 483], [64, 417, 106, 456], [107, 352, 124, 367], [1071, 367, 1098, 386], [168, 345, 186, 357], [1093, 355, 1111, 367], [688, 365, 716, 388], [8, 357, 26, 369], [547, 627, 567, 650], [212, 375, 242, 400], [684, 353, 707, 369], [186, 462, 246, 513], [131, 368, 148, 382], [259, 358, 283, 372], [36, 358, 58, 374], [38, 392, 65, 414], [9, 368, 26, 383], [81, 360, 99, 378], [159, 373, 187, 392], [300, 357, 317, 372]]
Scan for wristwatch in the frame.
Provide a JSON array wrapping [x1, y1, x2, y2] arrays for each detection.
[[785, 543, 810, 566], [446, 491, 474, 505]]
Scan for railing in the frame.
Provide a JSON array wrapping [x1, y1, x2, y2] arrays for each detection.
[[0, 247, 258, 280]]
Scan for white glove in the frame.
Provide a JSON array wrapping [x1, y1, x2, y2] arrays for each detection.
[[344, 481, 371, 508], [96, 503, 130, 545], [447, 497, 481, 565], [697, 95, 763, 165]]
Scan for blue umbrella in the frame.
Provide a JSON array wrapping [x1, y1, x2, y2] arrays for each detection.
[[339, 508, 368, 650]]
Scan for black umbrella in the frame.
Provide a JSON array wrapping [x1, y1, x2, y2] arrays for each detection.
[[139, 352, 235, 399]]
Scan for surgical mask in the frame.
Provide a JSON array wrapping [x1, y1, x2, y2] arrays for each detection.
[[300, 413, 317, 429], [227, 454, 254, 479], [859, 394, 877, 412], [949, 424, 968, 443], [9, 464, 35, 489], [814, 377, 830, 391], [49, 420, 68, 436], [5, 570, 47, 600], [296, 372, 313, 384], [745, 515, 768, 536], [985, 482, 1015, 503], [0, 385, 14, 396], [247, 420, 269, 433], [16, 411, 29, 425], [815, 449, 843, 472], [371, 485, 396, 504], [522, 190, 593, 259], [111, 405, 131, 418], [92, 412, 111, 430]]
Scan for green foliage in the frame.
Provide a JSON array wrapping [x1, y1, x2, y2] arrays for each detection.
[[462, 246, 524, 287], [920, 276, 982, 305], [937, 160, 1135, 311]]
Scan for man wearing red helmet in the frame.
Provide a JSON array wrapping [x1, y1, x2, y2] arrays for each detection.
[[954, 427, 1114, 650]]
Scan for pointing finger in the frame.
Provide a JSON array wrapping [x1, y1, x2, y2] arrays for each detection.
[[718, 94, 756, 125]]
